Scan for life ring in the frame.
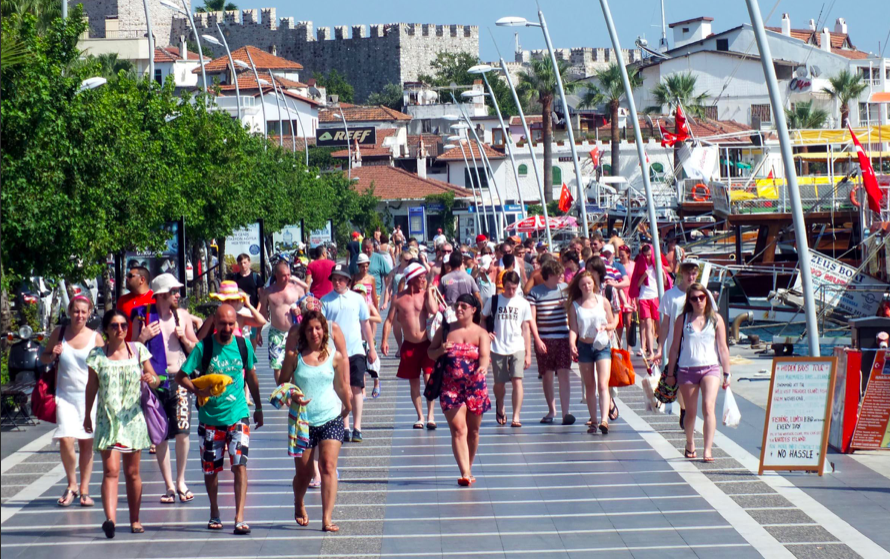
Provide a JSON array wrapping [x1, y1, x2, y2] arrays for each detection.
[[850, 185, 861, 208], [692, 183, 710, 202], [630, 199, 643, 208]]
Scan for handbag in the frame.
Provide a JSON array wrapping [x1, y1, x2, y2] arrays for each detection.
[[609, 335, 635, 387], [626, 312, 638, 348], [655, 315, 685, 404], [426, 289, 448, 340], [31, 325, 65, 423], [134, 342, 168, 444]]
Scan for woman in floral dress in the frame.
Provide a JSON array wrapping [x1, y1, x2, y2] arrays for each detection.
[[428, 293, 491, 486], [84, 309, 160, 539]]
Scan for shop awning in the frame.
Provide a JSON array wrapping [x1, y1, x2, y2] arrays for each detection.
[[793, 150, 890, 160], [790, 125, 890, 146]]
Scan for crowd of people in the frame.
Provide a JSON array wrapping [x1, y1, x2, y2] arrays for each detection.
[[41, 227, 732, 538]]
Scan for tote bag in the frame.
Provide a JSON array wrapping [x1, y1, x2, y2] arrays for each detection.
[[31, 325, 65, 423]]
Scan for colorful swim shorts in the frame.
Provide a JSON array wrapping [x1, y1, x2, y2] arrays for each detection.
[[198, 418, 250, 475], [268, 327, 288, 370]]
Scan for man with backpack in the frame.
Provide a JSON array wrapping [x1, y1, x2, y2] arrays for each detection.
[[176, 304, 262, 536]]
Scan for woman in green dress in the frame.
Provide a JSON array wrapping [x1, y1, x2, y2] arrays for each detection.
[[84, 309, 159, 539]]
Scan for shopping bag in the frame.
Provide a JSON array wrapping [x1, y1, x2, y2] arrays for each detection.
[[722, 387, 741, 428], [609, 348, 635, 387], [141, 383, 169, 445]]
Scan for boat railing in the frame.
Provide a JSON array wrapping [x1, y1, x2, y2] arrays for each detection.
[[711, 175, 857, 216]]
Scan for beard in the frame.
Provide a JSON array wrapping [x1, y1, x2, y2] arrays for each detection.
[[218, 330, 233, 343]]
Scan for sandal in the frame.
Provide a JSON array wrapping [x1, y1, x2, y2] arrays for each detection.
[[609, 400, 619, 421], [322, 523, 340, 532], [177, 489, 194, 502], [58, 488, 78, 507], [130, 524, 145, 534], [148, 445, 157, 455], [308, 478, 321, 489], [540, 416, 554, 424], [587, 426, 599, 434], [684, 445, 697, 459], [79, 494, 94, 507], [160, 490, 176, 504], [468, 476, 476, 484], [586, 418, 594, 426], [233, 521, 251, 535], [599, 421, 609, 435], [703, 455, 715, 463], [207, 518, 223, 530], [457, 477, 472, 487], [102, 519, 115, 539], [496, 411, 507, 426], [412, 421, 424, 429], [426, 421, 437, 431], [510, 421, 522, 428], [371, 385, 380, 398]]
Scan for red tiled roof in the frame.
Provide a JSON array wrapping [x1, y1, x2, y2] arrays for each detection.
[[331, 129, 397, 159], [349, 165, 474, 201], [217, 72, 306, 91], [154, 46, 209, 63], [436, 140, 506, 161], [319, 105, 412, 123], [405, 134, 444, 158], [508, 115, 543, 126], [271, 136, 316, 151], [764, 26, 868, 59], [197, 45, 303, 74]]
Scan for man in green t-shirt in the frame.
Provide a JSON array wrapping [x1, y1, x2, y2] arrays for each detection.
[[177, 304, 262, 535]]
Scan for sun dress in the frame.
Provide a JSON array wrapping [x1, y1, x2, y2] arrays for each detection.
[[439, 343, 491, 415], [85, 343, 152, 452], [53, 332, 98, 440]]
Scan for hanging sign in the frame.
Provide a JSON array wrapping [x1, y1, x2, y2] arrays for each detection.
[[307, 220, 333, 249], [315, 127, 376, 146], [850, 350, 890, 450], [759, 357, 838, 475]]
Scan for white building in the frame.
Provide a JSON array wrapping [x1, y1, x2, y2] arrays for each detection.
[[633, 15, 889, 129]]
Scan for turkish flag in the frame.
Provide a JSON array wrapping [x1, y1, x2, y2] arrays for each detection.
[[849, 125, 883, 213], [558, 182, 574, 213], [659, 122, 677, 147], [589, 147, 600, 168], [675, 105, 690, 143]]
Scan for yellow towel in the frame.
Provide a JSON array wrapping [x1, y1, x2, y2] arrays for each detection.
[[191, 374, 234, 406]]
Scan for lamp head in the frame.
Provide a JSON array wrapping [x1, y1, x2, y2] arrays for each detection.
[[467, 64, 493, 75], [496, 16, 530, 27], [77, 77, 107, 93], [450, 122, 469, 130], [444, 144, 457, 149], [234, 60, 250, 69], [159, 0, 187, 15], [446, 135, 462, 141], [461, 90, 487, 99], [257, 78, 270, 85], [202, 34, 222, 47]]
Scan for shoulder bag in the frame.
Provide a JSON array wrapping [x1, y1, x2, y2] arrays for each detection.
[[654, 315, 685, 404], [31, 324, 65, 423], [135, 342, 169, 445]]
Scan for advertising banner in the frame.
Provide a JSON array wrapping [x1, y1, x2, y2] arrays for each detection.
[[790, 250, 889, 318], [308, 221, 333, 249], [225, 223, 262, 273]]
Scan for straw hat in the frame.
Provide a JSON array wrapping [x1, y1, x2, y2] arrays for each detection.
[[209, 280, 244, 302]]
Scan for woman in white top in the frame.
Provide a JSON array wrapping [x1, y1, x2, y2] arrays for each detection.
[[666, 282, 732, 462], [39, 295, 104, 507], [567, 264, 618, 435]]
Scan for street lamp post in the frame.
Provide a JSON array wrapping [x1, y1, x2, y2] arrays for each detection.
[[449, 135, 484, 235], [497, 9, 591, 236], [595, 0, 665, 297], [240, 52, 268, 141], [268, 75, 285, 147], [453, 121, 494, 237], [161, 0, 208, 104], [467, 65, 528, 220], [270, 75, 293, 152], [143, 0, 155, 84], [333, 112, 351, 179], [283, 93, 310, 167], [745, 0, 820, 356], [204, 25, 240, 121], [493, 57, 553, 247]]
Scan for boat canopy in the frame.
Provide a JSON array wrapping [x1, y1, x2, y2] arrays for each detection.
[[793, 150, 890, 160], [790, 125, 890, 146]]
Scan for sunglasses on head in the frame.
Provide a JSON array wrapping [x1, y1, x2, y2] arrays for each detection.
[[689, 294, 707, 303]]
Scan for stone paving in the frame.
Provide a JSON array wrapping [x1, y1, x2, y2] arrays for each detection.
[[1, 342, 887, 558]]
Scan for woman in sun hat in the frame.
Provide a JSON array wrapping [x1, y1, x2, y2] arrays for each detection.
[[198, 281, 266, 340]]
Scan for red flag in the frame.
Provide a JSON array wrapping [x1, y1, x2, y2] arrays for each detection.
[[589, 147, 600, 168], [558, 182, 574, 213], [675, 105, 689, 143], [767, 168, 774, 179], [849, 125, 883, 213], [659, 122, 677, 147]]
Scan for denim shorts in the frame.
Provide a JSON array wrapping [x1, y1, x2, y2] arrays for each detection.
[[578, 341, 611, 364]]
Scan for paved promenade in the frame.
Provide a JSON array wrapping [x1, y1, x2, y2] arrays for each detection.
[[2, 342, 888, 558]]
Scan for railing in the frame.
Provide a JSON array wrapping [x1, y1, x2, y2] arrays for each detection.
[[710, 176, 859, 216]]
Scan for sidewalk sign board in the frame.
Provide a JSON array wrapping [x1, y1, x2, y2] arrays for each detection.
[[224, 223, 262, 273], [408, 206, 425, 240], [307, 220, 334, 249], [759, 357, 838, 475], [118, 219, 187, 298], [850, 350, 890, 450], [273, 224, 303, 250]]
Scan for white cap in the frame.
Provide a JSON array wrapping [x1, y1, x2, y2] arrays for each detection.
[[480, 255, 493, 270], [602, 243, 615, 254], [150, 273, 184, 295], [404, 263, 426, 283], [357, 253, 370, 265]]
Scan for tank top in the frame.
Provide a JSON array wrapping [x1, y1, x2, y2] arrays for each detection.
[[573, 297, 606, 341], [292, 342, 341, 427], [677, 315, 720, 368]]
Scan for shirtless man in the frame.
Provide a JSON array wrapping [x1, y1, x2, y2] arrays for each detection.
[[259, 260, 305, 383], [382, 263, 437, 429]]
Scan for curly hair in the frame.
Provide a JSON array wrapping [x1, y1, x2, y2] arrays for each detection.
[[297, 310, 330, 361]]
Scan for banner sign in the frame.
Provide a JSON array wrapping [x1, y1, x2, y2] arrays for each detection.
[[791, 250, 889, 318], [225, 223, 262, 273], [123, 221, 186, 284], [308, 221, 333, 249], [850, 350, 890, 450], [315, 126, 376, 147], [759, 357, 837, 475], [273, 224, 303, 250]]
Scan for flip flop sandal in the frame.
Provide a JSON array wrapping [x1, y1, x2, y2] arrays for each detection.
[[684, 446, 697, 459], [540, 416, 554, 424], [130, 525, 145, 534], [58, 488, 78, 507], [79, 494, 94, 507], [102, 520, 115, 539], [702, 456, 715, 463], [160, 490, 176, 504], [468, 476, 476, 484], [371, 386, 380, 398], [413, 421, 424, 429], [496, 411, 507, 426], [562, 414, 576, 425], [609, 400, 619, 421], [177, 489, 194, 502], [426, 422, 437, 430], [586, 418, 594, 426], [599, 422, 609, 435], [587, 426, 599, 434], [233, 522, 251, 535], [309, 478, 321, 488], [148, 445, 157, 455], [457, 477, 472, 487], [511, 421, 522, 428], [322, 524, 340, 532], [207, 518, 223, 530]]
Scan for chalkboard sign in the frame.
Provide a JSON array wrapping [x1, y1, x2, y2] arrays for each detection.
[[759, 357, 838, 476], [850, 350, 890, 450]]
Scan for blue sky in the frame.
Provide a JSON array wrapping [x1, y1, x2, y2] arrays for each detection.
[[223, 0, 889, 61]]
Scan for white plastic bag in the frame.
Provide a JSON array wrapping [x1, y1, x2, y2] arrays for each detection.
[[722, 387, 741, 428]]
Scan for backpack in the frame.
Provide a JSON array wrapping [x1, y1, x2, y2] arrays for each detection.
[[485, 294, 502, 333], [198, 335, 249, 378]]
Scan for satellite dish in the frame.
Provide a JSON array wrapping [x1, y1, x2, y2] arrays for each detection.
[[645, 115, 654, 128], [811, 65, 822, 77], [795, 66, 807, 78]]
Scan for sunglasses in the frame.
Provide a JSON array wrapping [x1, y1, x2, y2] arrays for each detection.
[[126, 273, 138, 279], [455, 303, 474, 311], [109, 322, 128, 331], [689, 294, 707, 303]]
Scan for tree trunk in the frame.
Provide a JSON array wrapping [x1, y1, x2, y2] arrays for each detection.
[[102, 259, 114, 313], [191, 241, 205, 301], [218, 237, 228, 280], [801, 145, 810, 176], [610, 100, 620, 177], [542, 95, 554, 203], [841, 104, 849, 128]]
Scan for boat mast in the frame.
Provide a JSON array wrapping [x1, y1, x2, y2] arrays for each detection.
[[660, 0, 668, 52]]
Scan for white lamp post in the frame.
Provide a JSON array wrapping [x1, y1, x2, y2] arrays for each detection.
[[497, 10, 590, 236], [448, 134, 484, 234], [143, 0, 155, 84], [282, 92, 310, 167], [203, 26, 240, 121], [332, 112, 351, 179], [239, 53, 269, 142], [269, 75, 288, 148], [452, 121, 493, 236], [160, 0, 207, 106]]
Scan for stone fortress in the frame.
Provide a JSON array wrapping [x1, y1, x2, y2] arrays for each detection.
[[76, 0, 478, 101]]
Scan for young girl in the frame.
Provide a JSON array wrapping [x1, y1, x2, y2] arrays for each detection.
[[567, 267, 618, 435]]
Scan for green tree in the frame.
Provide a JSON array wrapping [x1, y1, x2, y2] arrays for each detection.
[[516, 57, 578, 202], [314, 68, 354, 103], [822, 69, 867, 127], [367, 83, 403, 110], [645, 72, 709, 117], [785, 100, 828, 175], [418, 51, 525, 117], [196, 0, 238, 13], [1, 0, 61, 34], [580, 63, 642, 177]]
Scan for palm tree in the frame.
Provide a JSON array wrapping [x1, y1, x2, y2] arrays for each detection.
[[645, 72, 709, 117], [822, 69, 867, 127], [517, 57, 578, 202], [96, 53, 136, 79], [579, 63, 642, 177], [0, 0, 60, 33], [196, 0, 238, 13], [785, 100, 828, 175]]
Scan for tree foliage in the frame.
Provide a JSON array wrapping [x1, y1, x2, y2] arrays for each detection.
[[645, 72, 709, 117], [580, 63, 642, 177], [419, 51, 526, 118], [367, 83, 403, 110], [785, 100, 828, 130], [822, 69, 867, 127], [313, 68, 354, 103], [196, 0, 238, 13]]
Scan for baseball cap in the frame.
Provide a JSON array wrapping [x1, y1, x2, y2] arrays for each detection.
[[602, 243, 615, 254], [352, 231, 360, 238], [357, 253, 370, 265], [329, 264, 351, 280], [536, 241, 547, 250], [404, 263, 426, 284], [476, 234, 488, 243], [151, 273, 184, 295], [437, 228, 443, 234], [479, 255, 493, 270]]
